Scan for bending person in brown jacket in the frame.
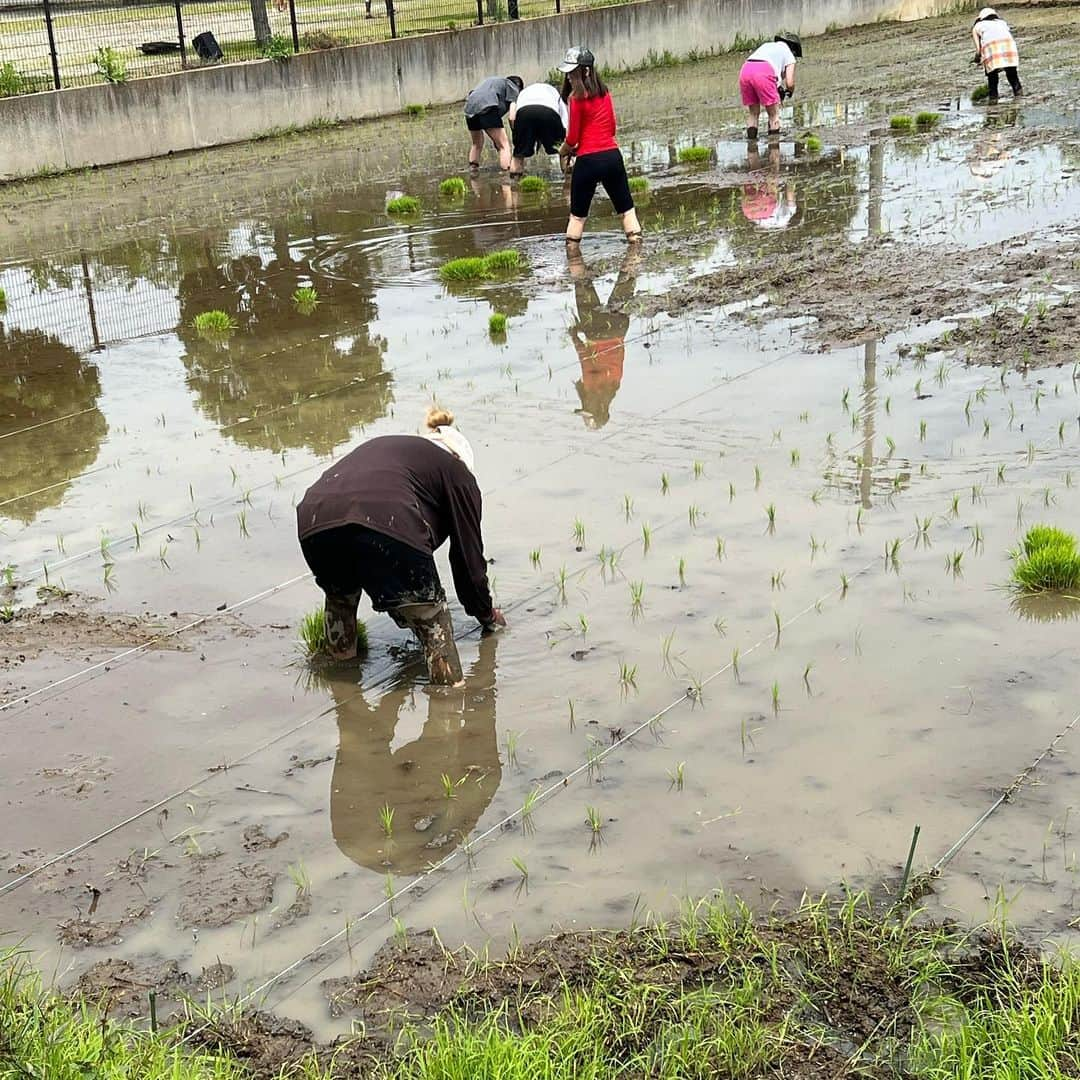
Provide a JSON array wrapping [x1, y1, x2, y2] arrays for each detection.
[[297, 407, 506, 685]]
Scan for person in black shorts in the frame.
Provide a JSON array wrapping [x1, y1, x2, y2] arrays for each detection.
[[464, 75, 523, 171], [509, 81, 570, 177]]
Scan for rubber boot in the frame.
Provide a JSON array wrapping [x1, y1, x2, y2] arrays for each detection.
[[746, 126, 758, 140], [324, 594, 359, 660], [390, 600, 463, 686]]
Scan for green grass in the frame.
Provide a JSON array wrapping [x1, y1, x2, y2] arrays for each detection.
[[298, 605, 368, 658], [972, 83, 991, 102], [677, 145, 712, 164], [890, 115, 915, 131], [387, 195, 422, 215], [1011, 525, 1080, 593], [439, 176, 468, 198], [628, 176, 649, 194], [7, 893, 1080, 1078], [488, 312, 508, 336], [915, 110, 940, 128], [192, 310, 236, 335], [518, 175, 548, 193], [405, 103, 426, 117]]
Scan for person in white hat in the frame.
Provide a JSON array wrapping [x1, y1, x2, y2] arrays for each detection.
[[297, 406, 505, 686], [971, 8, 1022, 102]]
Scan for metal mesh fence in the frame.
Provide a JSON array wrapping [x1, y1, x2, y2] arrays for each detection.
[[0, 0, 617, 92]]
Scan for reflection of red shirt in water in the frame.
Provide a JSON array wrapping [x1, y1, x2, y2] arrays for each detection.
[[575, 337, 624, 389]]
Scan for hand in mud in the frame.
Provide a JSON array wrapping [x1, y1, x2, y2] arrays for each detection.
[[482, 608, 507, 634]]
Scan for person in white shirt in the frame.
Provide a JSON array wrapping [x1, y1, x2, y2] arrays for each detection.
[[738, 33, 802, 140], [509, 81, 571, 177]]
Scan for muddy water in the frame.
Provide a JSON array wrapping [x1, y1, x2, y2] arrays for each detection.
[[3, 6, 1080, 1038]]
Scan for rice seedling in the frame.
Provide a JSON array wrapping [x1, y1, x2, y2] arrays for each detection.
[[292, 286, 319, 312], [915, 110, 940, 129], [677, 557, 687, 587], [519, 175, 548, 193], [693, 460, 705, 479], [577, 613, 589, 639], [99, 531, 111, 563], [688, 504, 701, 527], [1016, 497, 1025, 528], [997, 463, 1007, 483], [970, 523, 984, 551], [840, 572, 850, 596], [619, 662, 638, 693], [0, 564, 14, 588], [841, 387, 850, 411], [387, 195, 421, 214], [678, 145, 712, 164], [629, 580, 645, 619], [568, 699, 576, 731], [890, 115, 914, 131], [772, 429, 782, 444], [803, 662, 813, 693], [521, 787, 540, 836], [886, 537, 902, 570], [804, 134, 823, 152], [731, 647, 740, 682], [1027, 440, 1037, 465], [586, 740, 604, 783], [529, 548, 541, 568], [438, 256, 487, 282], [949, 493, 960, 517], [192, 310, 236, 337], [483, 249, 522, 273], [642, 522, 652, 553], [1011, 525, 1080, 593], [810, 489, 822, 504], [1067, 471, 1074, 489], [716, 537, 726, 560], [754, 465, 763, 489], [237, 510, 250, 538], [971, 83, 990, 102], [770, 569, 786, 590], [623, 493, 634, 519], [628, 175, 649, 193], [661, 629, 678, 673], [919, 419, 927, 441], [555, 565, 568, 603], [667, 762, 685, 792], [439, 176, 467, 198], [856, 507, 864, 532], [504, 729, 520, 769], [297, 606, 367, 659], [158, 542, 171, 570], [378, 803, 394, 840], [773, 609, 782, 645], [714, 618, 726, 635], [729, 481, 736, 501], [765, 503, 776, 533], [945, 550, 964, 577], [661, 472, 670, 494], [511, 856, 529, 896], [287, 861, 311, 897], [572, 518, 586, 548], [771, 681, 780, 714], [488, 312, 508, 336], [585, 805, 605, 844]]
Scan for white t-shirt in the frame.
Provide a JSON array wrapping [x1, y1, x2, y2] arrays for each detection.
[[515, 82, 570, 128], [747, 41, 797, 80]]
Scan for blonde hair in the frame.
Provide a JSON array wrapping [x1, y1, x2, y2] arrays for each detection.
[[425, 406, 455, 430]]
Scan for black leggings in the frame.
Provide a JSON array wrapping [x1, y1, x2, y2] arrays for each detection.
[[987, 67, 1022, 97], [570, 148, 634, 219]]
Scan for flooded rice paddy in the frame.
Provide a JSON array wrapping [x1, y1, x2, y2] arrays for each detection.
[[2, 7, 1080, 1037]]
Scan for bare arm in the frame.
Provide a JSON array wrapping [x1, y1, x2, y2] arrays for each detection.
[[783, 63, 796, 91]]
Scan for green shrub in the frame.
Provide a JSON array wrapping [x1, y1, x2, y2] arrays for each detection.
[[489, 312, 508, 335], [678, 145, 712, 164], [915, 111, 940, 128], [260, 35, 292, 60], [93, 47, 127, 84], [628, 176, 649, 194], [192, 310, 236, 334], [299, 606, 367, 658], [387, 195, 421, 215], [439, 176, 467, 198], [889, 115, 914, 131], [0, 62, 23, 98], [804, 134, 823, 152], [405, 103, 426, 117], [519, 175, 548, 193], [972, 84, 990, 103], [1011, 525, 1080, 593]]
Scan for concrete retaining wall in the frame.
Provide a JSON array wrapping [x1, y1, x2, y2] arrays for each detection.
[[0, 0, 954, 181]]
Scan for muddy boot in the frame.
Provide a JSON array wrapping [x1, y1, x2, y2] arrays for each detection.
[[324, 594, 359, 660], [390, 601, 463, 686], [746, 126, 758, 140], [767, 127, 781, 140]]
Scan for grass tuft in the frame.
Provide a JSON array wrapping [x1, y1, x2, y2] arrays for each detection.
[[292, 286, 319, 312], [192, 310, 236, 338], [298, 606, 368, 658], [482, 249, 522, 273], [489, 312, 508, 336], [915, 110, 940, 128], [677, 145, 712, 164], [438, 250, 523, 284], [1011, 525, 1080, 593], [387, 195, 421, 215], [405, 103, 426, 117], [518, 175, 548, 193], [439, 176, 467, 198], [889, 115, 914, 131], [628, 176, 649, 194]]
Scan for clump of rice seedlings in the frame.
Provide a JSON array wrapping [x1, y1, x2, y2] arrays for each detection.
[[511, 856, 529, 897], [287, 861, 311, 897], [405, 103, 426, 117], [754, 465, 763, 489], [629, 580, 645, 619], [693, 460, 705, 479], [790, 449, 800, 467], [192, 310, 237, 339], [298, 607, 368, 658], [623, 493, 634, 519], [677, 558, 687, 587], [439, 257, 487, 282], [585, 806, 604, 849], [628, 176, 649, 193], [886, 537, 902, 571], [970, 523, 984, 551], [677, 145, 712, 164], [1011, 525, 1080, 593], [804, 134, 822, 152], [439, 176, 467, 198], [387, 195, 421, 215], [0, 286, 6, 311], [915, 111, 940, 128], [521, 787, 540, 835], [729, 481, 736, 501], [919, 420, 927, 441], [688, 504, 701, 527], [997, 463, 1007, 483], [949, 493, 960, 517], [292, 286, 319, 312], [667, 762, 685, 791], [518, 175, 548, 193], [731, 647, 740, 682], [482, 249, 523, 273], [765, 503, 776, 533], [488, 312, 508, 336], [840, 572, 850, 596], [586, 740, 604, 783], [972, 83, 990, 103], [554, 564, 568, 603], [504, 729, 520, 769], [577, 613, 589, 639], [770, 569, 785, 590], [641, 522, 652, 553], [572, 518, 586, 548], [716, 537, 726, 560], [378, 803, 394, 839], [441, 773, 459, 804], [661, 472, 670, 494], [529, 548, 541, 568], [889, 115, 914, 132], [618, 662, 638, 693], [945, 550, 964, 577]]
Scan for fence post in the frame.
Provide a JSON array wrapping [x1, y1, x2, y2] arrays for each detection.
[[385, 0, 396, 38], [554, 0, 560, 11], [475, 0, 482, 25], [288, 0, 299, 51], [42, 0, 61, 90], [174, 0, 187, 68]]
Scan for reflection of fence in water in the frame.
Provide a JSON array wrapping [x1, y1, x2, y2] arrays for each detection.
[[0, 0, 605, 93]]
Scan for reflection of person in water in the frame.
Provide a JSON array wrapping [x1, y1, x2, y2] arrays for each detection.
[[567, 248, 639, 429], [741, 143, 799, 230], [326, 633, 502, 875]]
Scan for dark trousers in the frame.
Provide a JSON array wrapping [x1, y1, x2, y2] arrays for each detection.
[[987, 67, 1022, 98]]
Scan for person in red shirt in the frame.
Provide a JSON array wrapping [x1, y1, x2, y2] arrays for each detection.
[[557, 47, 641, 245]]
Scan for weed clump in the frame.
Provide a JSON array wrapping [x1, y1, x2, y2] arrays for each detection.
[[518, 175, 548, 193], [889, 115, 914, 131], [387, 195, 421, 215], [0, 62, 22, 98], [628, 176, 649, 193], [93, 46, 127, 84], [192, 310, 237, 339], [260, 35, 292, 60], [439, 176, 467, 198], [301, 29, 345, 49], [405, 103, 426, 117], [1011, 525, 1080, 593], [299, 606, 368, 658], [915, 111, 940, 129], [678, 145, 712, 165], [489, 312, 508, 336]]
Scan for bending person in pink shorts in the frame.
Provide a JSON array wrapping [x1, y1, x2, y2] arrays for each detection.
[[738, 33, 802, 141]]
